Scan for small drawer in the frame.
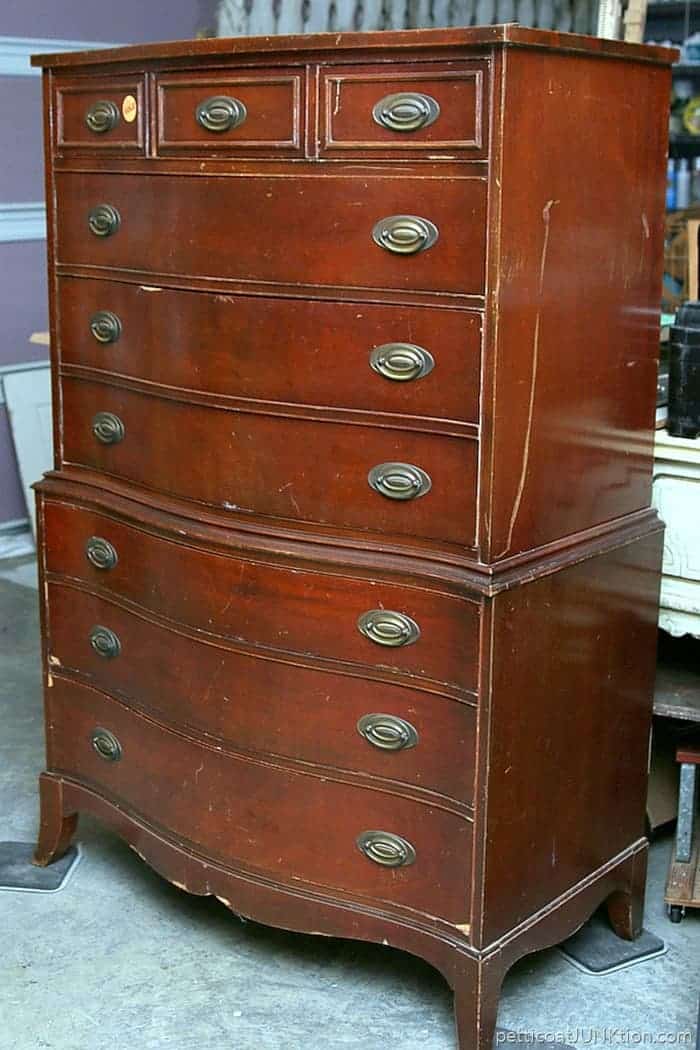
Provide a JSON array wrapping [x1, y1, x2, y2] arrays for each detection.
[[156, 69, 304, 157], [57, 277, 482, 426], [59, 377, 479, 548], [46, 676, 474, 924], [320, 61, 488, 160], [43, 500, 481, 695], [46, 582, 477, 805], [55, 172, 487, 297], [55, 76, 145, 153]]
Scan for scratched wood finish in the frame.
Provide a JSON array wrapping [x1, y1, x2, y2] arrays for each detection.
[[57, 277, 482, 424], [42, 498, 481, 695], [60, 377, 479, 546], [319, 61, 488, 159], [45, 675, 474, 924], [55, 172, 488, 297], [33, 28, 672, 1050], [55, 76, 146, 152]]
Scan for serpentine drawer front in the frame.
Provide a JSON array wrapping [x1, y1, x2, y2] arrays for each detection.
[[33, 27, 671, 1050], [60, 378, 479, 547], [46, 676, 474, 924], [57, 278, 482, 424], [55, 172, 487, 295], [42, 499, 481, 695], [46, 581, 478, 805]]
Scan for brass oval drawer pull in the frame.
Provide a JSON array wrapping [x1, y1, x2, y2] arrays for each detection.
[[370, 343, 434, 382], [92, 412, 124, 445], [372, 92, 440, 133], [357, 713, 418, 751], [372, 215, 438, 255], [91, 727, 122, 762], [196, 95, 248, 133], [357, 830, 416, 868], [357, 609, 420, 648], [85, 100, 120, 134], [368, 462, 431, 501], [88, 203, 120, 238], [89, 625, 121, 659], [90, 310, 122, 344], [85, 536, 118, 570]]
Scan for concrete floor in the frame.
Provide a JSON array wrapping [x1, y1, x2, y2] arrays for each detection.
[[0, 555, 698, 1050]]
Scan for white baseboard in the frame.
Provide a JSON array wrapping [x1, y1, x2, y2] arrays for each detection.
[[0, 519, 34, 559]]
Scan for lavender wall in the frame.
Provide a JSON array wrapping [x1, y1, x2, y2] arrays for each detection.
[[0, 1, 214, 525]]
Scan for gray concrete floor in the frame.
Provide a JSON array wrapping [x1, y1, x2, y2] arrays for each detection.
[[0, 555, 698, 1050]]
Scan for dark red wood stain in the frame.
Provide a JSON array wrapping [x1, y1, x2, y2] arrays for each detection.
[[33, 26, 672, 1050]]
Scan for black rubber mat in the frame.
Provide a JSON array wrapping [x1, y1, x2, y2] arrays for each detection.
[[559, 913, 666, 975], [0, 841, 80, 892]]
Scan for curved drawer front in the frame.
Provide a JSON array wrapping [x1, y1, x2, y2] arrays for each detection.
[[55, 172, 486, 296], [46, 676, 474, 925], [46, 582, 477, 805], [43, 500, 480, 695], [60, 379, 478, 548], [58, 278, 482, 425]]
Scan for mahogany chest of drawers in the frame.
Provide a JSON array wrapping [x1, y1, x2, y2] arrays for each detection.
[[32, 26, 672, 1047]]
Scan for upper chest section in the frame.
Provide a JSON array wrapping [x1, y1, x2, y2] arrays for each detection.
[[49, 53, 491, 167]]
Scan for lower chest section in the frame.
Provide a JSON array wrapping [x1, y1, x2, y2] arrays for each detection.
[[40, 492, 479, 930]]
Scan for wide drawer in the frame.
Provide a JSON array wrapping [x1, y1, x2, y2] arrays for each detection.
[[156, 69, 303, 157], [46, 581, 477, 805], [55, 172, 487, 296], [60, 378, 478, 548], [320, 61, 487, 160], [43, 500, 481, 695], [47, 676, 474, 925], [54, 76, 145, 153], [58, 278, 482, 425]]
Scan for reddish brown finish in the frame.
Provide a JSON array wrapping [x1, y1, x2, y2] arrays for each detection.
[[477, 528, 662, 946], [46, 674, 474, 924], [31, 25, 675, 69], [32, 774, 79, 868], [319, 61, 487, 160], [42, 498, 481, 695], [57, 277, 482, 425], [46, 580, 477, 806], [156, 69, 304, 157], [32, 27, 672, 1050], [55, 76, 145, 153], [677, 743, 700, 765], [481, 49, 670, 561], [55, 172, 487, 296], [60, 377, 479, 546]]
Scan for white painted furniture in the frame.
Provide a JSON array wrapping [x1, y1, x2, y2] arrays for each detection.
[[653, 430, 700, 638], [1, 361, 52, 539]]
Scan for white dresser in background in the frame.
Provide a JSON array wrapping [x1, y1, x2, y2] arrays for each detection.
[[653, 431, 700, 638]]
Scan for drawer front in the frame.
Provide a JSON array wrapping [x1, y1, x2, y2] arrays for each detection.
[[47, 676, 473, 924], [56, 173, 486, 296], [43, 500, 480, 695], [320, 61, 487, 159], [61, 378, 478, 548], [58, 278, 481, 425], [55, 77, 145, 153], [156, 70, 303, 156], [47, 582, 477, 805]]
